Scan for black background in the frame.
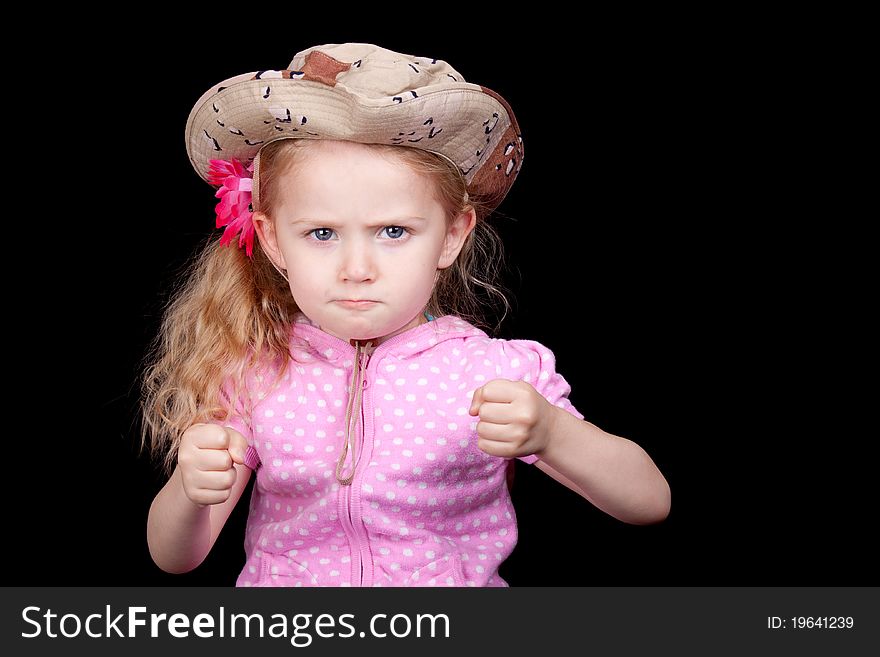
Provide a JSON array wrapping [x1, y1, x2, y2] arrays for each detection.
[[9, 15, 873, 587]]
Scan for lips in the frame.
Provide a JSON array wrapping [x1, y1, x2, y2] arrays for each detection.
[[336, 300, 378, 309]]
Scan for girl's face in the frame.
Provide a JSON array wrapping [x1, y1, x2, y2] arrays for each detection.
[[255, 140, 475, 343]]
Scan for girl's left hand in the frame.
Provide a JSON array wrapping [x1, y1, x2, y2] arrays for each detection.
[[469, 379, 557, 458]]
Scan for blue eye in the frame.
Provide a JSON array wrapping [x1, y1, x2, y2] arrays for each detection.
[[312, 228, 334, 241], [384, 226, 405, 239]]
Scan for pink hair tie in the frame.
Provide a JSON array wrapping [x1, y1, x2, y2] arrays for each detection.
[[207, 158, 256, 258]]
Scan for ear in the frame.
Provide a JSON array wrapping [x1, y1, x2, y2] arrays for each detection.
[[252, 211, 286, 270], [438, 207, 477, 269]]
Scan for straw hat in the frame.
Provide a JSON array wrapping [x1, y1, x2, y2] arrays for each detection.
[[185, 42, 524, 212]]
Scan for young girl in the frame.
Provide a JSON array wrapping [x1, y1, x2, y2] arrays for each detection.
[[143, 43, 670, 587]]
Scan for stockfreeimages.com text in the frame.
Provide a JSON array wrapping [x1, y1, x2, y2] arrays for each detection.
[[22, 605, 451, 647]]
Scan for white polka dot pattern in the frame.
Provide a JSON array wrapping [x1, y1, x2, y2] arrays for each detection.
[[224, 315, 583, 587]]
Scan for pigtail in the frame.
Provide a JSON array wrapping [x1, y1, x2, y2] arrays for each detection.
[[139, 235, 295, 474]]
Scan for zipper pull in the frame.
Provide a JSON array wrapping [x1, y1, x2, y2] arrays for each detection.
[[351, 338, 376, 353], [351, 338, 376, 370]]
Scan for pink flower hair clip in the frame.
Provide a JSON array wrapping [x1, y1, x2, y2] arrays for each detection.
[[207, 158, 256, 257]]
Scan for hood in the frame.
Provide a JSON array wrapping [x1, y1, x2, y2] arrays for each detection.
[[289, 312, 488, 364]]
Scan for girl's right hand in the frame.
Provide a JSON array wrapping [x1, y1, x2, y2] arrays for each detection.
[[177, 423, 249, 507]]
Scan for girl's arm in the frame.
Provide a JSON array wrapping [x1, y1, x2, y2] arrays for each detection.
[[470, 380, 670, 525], [533, 410, 671, 525], [147, 424, 252, 573], [147, 461, 252, 574]]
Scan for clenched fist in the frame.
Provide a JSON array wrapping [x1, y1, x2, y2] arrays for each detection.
[[468, 379, 557, 458], [177, 423, 248, 507]]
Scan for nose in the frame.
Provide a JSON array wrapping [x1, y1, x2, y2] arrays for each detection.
[[339, 240, 376, 283]]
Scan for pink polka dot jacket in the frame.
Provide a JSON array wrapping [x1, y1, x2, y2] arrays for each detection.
[[224, 314, 583, 587]]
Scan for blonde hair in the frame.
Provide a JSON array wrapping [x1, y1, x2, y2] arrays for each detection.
[[140, 139, 512, 472]]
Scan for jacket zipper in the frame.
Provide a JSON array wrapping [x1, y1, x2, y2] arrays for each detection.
[[340, 341, 375, 586]]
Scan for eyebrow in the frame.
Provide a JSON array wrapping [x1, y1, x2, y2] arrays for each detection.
[[289, 216, 428, 226]]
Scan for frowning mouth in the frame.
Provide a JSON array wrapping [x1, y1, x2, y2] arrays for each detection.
[[335, 300, 378, 309]]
